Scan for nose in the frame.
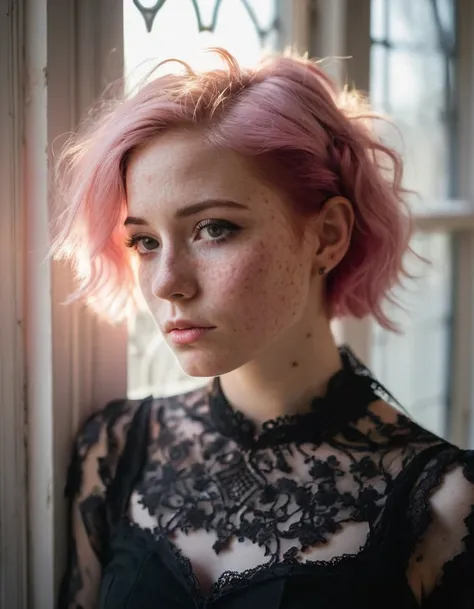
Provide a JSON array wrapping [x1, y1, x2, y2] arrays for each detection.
[[151, 247, 198, 302]]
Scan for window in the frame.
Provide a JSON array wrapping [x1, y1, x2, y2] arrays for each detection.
[[5, 2, 474, 605], [368, 0, 458, 438], [125, 0, 278, 88], [370, 0, 457, 206]]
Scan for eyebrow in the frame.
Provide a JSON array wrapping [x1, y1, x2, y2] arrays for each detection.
[[123, 199, 249, 226]]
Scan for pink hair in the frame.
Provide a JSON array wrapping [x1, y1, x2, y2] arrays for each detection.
[[49, 48, 413, 329]]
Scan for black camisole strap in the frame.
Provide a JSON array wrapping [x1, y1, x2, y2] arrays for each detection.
[[106, 395, 154, 527]]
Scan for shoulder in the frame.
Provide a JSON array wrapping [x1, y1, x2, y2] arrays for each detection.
[[74, 397, 140, 452], [415, 446, 474, 531], [405, 447, 474, 601], [65, 396, 150, 500], [365, 398, 442, 444], [351, 396, 473, 509], [355, 398, 446, 475], [363, 399, 474, 600], [365, 396, 474, 531], [67, 383, 210, 496]]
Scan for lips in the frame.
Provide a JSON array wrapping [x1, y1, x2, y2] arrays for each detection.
[[167, 326, 215, 345], [162, 318, 216, 345], [163, 319, 214, 333]]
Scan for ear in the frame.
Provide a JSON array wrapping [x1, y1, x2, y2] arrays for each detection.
[[312, 196, 354, 275]]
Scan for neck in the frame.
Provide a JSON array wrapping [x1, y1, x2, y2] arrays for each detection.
[[219, 315, 342, 426]]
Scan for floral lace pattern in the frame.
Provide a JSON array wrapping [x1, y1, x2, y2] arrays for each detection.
[[131, 349, 438, 567], [58, 346, 474, 609]]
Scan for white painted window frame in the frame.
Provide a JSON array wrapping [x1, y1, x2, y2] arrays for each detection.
[[3, 1, 474, 607], [1, 3, 28, 609], [2, 1, 126, 608]]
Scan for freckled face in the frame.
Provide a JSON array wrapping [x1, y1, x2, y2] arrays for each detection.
[[125, 129, 319, 377]]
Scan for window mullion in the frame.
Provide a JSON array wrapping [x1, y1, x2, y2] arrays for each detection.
[[276, 0, 311, 52], [0, 1, 28, 607], [448, 0, 474, 446], [22, 1, 126, 607]]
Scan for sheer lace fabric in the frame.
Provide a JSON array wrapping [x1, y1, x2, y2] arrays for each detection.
[[58, 347, 474, 609]]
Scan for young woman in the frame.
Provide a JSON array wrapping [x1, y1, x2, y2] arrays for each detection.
[[51, 49, 474, 609]]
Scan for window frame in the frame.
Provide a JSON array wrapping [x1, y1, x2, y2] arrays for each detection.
[[1, 2, 28, 608], [4, 1, 474, 606], [311, 0, 474, 447], [1, 1, 126, 607]]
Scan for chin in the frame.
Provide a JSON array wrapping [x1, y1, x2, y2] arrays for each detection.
[[174, 349, 245, 378]]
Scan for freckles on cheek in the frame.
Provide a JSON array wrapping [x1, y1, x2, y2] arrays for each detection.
[[223, 244, 277, 332], [241, 244, 307, 334], [227, 243, 270, 290]]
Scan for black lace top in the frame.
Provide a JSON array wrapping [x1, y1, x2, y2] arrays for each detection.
[[58, 347, 474, 609]]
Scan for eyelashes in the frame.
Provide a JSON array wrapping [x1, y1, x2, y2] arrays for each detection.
[[195, 219, 238, 243], [124, 219, 240, 256], [123, 234, 158, 254]]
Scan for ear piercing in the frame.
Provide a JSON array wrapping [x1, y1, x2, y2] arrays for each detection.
[[318, 266, 326, 276]]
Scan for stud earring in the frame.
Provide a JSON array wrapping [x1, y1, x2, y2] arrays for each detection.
[[318, 266, 326, 276]]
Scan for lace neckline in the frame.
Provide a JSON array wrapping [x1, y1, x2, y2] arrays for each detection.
[[207, 345, 379, 449]]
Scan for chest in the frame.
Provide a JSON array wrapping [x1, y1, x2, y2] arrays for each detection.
[[128, 440, 390, 592]]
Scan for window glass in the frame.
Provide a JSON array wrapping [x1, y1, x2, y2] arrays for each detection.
[[369, 0, 457, 436]]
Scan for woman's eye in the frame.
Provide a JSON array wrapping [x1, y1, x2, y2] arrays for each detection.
[[141, 237, 158, 251], [124, 220, 238, 254], [204, 224, 226, 239], [124, 235, 159, 255], [196, 220, 238, 242]]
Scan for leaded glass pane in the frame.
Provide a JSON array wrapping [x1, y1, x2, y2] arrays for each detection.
[[369, 0, 457, 438], [125, 0, 277, 90]]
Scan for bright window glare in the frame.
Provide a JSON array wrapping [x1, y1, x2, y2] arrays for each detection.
[[124, 0, 276, 91]]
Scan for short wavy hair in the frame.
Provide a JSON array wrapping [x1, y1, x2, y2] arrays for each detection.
[[49, 48, 412, 329]]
